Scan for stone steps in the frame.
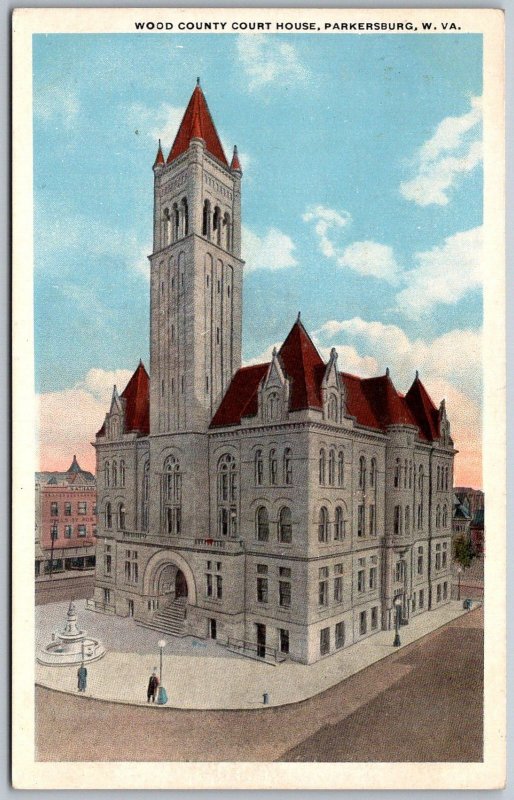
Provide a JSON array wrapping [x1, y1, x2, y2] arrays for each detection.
[[137, 599, 187, 638]]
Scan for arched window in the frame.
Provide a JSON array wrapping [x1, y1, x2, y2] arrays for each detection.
[[120, 460, 125, 488], [213, 206, 221, 245], [404, 459, 408, 489], [266, 391, 280, 422], [224, 211, 231, 251], [163, 455, 182, 536], [105, 461, 110, 488], [338, 451, 344, 487], [318, 507, 329, 543], [394, 458, 401, 488], [408, 461, 412, 489], [370, 458, 377, 489], [283, 448, 292, 485], [218, 454, 237, 537], [359, 456, 366, 490], [279, 507, 292, 543], [319, 449, 326, 485], [334, 506, 345, 540], [418, 465, 424, 493], [172, 203, 179, 242], [442, 504, 448, 527], [417, 502, 423, 529], [105, 502, 112, 530], [328, 449, 336, 486], [269, 449, 277, 485], [202, 199, 211, 238], [404, 505, 410, 534], [257, 506, 269, 541], [445, 467, 449, 491], [118, 503, 125, 530], [436, 505, 441, 528], [327, 394, 338, 421], [255, 450, 263, 486], [437, 465, 441, 490], [112, 460, 118, 488], [181, 197, 188, 236], [142, 461, 149, 531], [162, 207, 171, 246]]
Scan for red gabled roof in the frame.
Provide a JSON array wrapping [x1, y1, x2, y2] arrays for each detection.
[[210, 319, 442, 441], [97, 362, 150, 438], [166, 82, 228, 166], [278, 320, 324, 411], [122, 361, 150, 435], [210, 363, 268, 428], [405, 375, 440, 441]]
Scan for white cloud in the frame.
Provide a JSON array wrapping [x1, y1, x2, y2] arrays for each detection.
[[338, 240, 399, 282], [243, 342, 282, 366], [236, 34, 309, 91], [242, 225, 297, 272], [37, 368, 134, 472], [34, 83, 80, 130], [396, 226, 482, 317], [302, 205, 351, 258], [400, 96, 483, 206]]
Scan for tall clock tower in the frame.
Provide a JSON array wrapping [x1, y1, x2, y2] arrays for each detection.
[[149, 79, 244, 434]]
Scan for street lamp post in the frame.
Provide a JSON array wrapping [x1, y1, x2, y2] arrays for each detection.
[[157, 639, 168, 705], [457, 565, 463, 601], [393, 596, 402, 647]]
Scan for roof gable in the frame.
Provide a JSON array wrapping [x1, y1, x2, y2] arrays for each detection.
[[278, 319, 324, 411]]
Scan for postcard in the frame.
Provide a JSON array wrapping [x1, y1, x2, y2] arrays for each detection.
[[12, 7, 505, 791]]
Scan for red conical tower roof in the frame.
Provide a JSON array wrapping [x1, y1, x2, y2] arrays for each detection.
[[230, 145, 242, 172], [121, 361, 150, 435], [153, 139, 165, 168], [167, 80, 228, 166]]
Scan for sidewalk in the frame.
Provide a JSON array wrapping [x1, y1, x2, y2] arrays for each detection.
[[36, 600, 473, 710]]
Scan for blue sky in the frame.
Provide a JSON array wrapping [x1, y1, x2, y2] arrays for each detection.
[[34, 32, 483, 484]]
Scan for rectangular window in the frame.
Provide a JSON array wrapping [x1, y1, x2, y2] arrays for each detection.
[[371, 606, 378, 630], [64, 502, 72, 516], [279, 581, 291, 608], [357, 505, 365, 537], [216, 575, 223, 599], [335, 621, 345, 649], [442, 549, 447, 569], [357, 569, 365, 593], [369, 566, 377, 591], [334, 576, 343, 603], [359, 610, 367, 635], [443, 581, 448, 600], [103, 588, 111, 604], [50, 502, 58, 517], [279, 629, 289, 654], [369, 504, 376, 536], [51, 524, 58, 540], [437, 583, 442, 602], [436, 552, 441, 570], [257, 577, 268, 603], [257, 563, 268, 574], [78, 525, 86, 537], [279, 566, 291, 578], [412, 592, 416, 612], [206, 573, 213, 597], [63, 525, 71, 538], [320, 627, 330, 656], [104, 554, 112, 575], [78, 502, 87, 515], [417, 547, 423, 575], [394, 505, 401, 535], [319, 566, 329, 606], [419, 589, 424, 609]]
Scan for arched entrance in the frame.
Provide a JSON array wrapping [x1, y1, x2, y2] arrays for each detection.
[[143, 549, 197, 608], [175, 570, 188, 599], [154, 564, 188, 607]]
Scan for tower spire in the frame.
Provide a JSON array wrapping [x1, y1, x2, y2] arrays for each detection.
[[153, 139, 165, 168], [166, 83, 228, 165], [230, 145, 242, 173]]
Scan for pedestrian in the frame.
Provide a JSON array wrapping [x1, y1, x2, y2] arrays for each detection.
[[77, 662, 87, 693], [147, 669, 159, 703]]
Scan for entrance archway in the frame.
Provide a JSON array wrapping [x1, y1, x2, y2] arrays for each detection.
[[142, 549, 197, 607]]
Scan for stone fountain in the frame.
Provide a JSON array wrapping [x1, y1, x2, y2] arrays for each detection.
[[38, 601, 106, 666]]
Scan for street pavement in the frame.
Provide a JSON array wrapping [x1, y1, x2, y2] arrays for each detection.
[[35, 606, 483, 762], [36, 600, 470, 709]]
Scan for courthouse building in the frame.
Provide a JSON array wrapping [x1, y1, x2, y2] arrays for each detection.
[[90, 81, 454, 664]]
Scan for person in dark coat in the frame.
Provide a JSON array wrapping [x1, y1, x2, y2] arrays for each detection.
[[147, 669, 159, 702], [77, 663, 87, 692]]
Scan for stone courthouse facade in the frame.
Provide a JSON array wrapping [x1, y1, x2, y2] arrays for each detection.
[[91, 81, 454, 664]]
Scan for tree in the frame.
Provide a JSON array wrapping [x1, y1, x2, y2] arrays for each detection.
[[453, 534, 476, 569]]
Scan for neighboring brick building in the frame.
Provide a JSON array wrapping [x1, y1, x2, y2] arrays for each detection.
[[90, 81, 455, 664], [35, 456, 97, 577]]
